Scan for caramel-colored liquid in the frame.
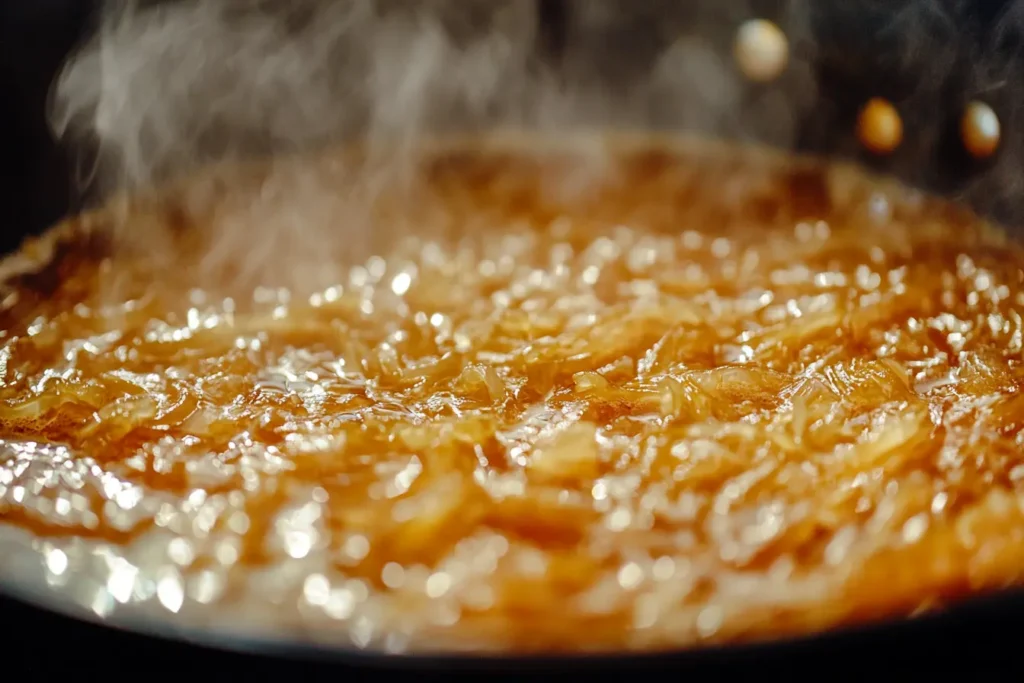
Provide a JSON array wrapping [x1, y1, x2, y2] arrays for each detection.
[[2, 140, 1024, 653]]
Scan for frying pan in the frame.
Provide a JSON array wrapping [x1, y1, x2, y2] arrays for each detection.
[[3, 0, 1024, 674]]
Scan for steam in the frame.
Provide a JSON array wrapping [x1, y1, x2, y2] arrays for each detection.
[[50, 0, 818, 291], [52, 1, 544, 194]]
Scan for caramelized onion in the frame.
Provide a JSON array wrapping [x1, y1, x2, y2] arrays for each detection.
[[1, 137, 1024, 653]]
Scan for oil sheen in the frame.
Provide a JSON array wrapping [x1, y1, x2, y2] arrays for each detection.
[[1, 141, 1023, 653]]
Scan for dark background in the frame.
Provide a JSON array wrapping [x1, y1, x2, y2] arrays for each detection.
[[0, 1, 95, 254], [3, 0, 1024, 676], [6, 0, 1024, 256]]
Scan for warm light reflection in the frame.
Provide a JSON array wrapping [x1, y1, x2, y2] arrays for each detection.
[[1, 143, 1024, 653]]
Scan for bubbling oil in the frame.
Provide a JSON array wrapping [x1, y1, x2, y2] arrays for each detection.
[[1, 137, 1024, 654]]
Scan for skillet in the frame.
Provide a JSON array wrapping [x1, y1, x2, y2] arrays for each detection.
[[4, 0, 1024, 675]]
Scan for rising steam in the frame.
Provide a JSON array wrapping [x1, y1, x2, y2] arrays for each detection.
[[49, 0, 818, 290]]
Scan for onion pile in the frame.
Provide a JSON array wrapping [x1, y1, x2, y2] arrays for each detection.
[[1, 138, 1023, 653]]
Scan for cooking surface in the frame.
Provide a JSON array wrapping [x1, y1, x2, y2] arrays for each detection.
[[2, 139, 1024, 654], [5, 0, 1024, 669]]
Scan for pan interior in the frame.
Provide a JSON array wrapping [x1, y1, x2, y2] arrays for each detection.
[[0, 134, 1022, 655]]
